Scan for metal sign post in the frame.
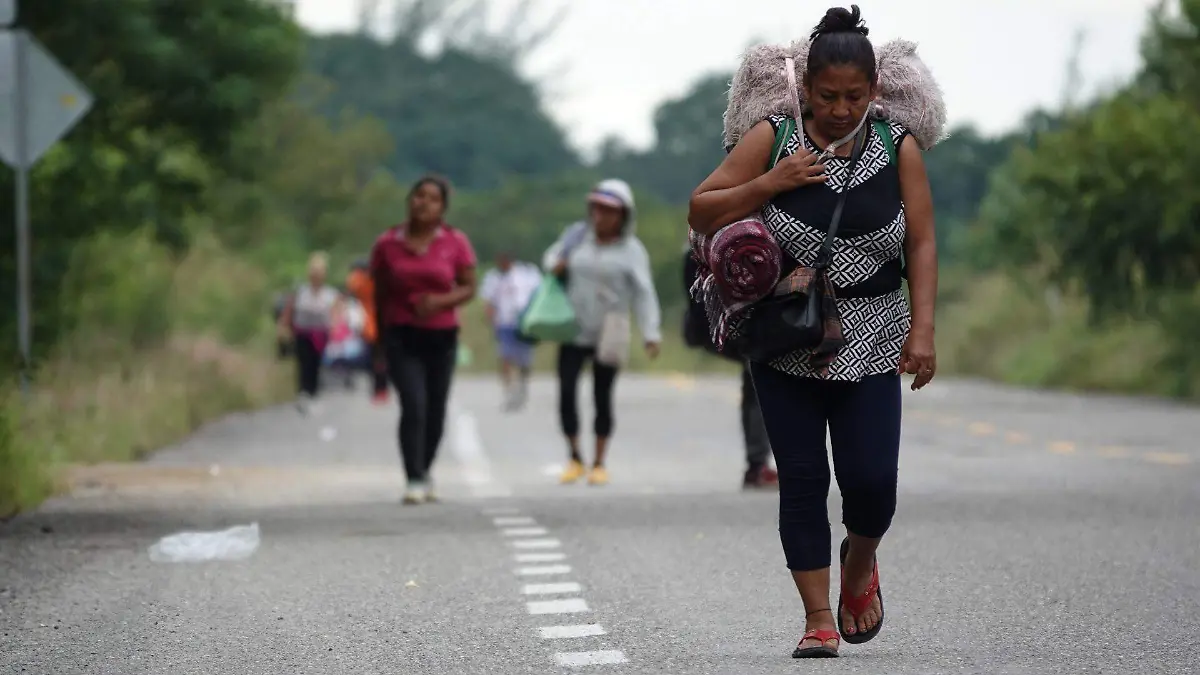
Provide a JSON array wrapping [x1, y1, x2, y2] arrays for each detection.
[[13, 28, 28, 393], [0, 13, 94, 394]]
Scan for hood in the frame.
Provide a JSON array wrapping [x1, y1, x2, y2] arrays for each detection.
[[585, 178, 638, 236]]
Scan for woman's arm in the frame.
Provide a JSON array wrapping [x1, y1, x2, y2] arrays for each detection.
[[897, 136, 938, 389], [434, 266, 478, 310], [628, 241, 662, 347], [687, 120, 827, 235], [542, 221, 585, 275]]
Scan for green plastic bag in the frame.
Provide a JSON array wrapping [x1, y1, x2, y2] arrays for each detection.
[[518, 273, 579, 343]]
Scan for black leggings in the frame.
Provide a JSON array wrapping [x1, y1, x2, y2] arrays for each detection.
[[384, 326, 458, 483], [557, 344, 618, 438], [750, 363, 902, 571], [295, 334, 324, 396]]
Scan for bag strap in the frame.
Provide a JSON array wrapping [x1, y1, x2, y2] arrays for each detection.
[[872, 119, 895, 164], [815, 120, 872, 269]]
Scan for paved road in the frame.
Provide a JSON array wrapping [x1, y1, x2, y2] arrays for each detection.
[[3, 372, 1200, 674]]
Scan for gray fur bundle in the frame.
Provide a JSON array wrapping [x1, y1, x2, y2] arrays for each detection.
[[722, 38, 948, 151]]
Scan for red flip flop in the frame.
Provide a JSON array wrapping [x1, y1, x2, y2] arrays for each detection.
[[837, 536, 885, 644], [792, 628, 840, 658]]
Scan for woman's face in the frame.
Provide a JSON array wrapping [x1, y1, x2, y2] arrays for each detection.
[[308, 266, 326, 286], [803, 64, 877, 141], [408, 182, 446, 225], [589, 203, 625, 240]]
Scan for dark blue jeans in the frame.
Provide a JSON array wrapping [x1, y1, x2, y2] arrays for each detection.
[[750, 364, 902, 571]]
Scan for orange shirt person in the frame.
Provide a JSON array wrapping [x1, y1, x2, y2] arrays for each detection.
[[347, 259, 389, 401]]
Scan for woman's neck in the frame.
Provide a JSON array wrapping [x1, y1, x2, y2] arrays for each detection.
[[407, 219, 440, 237], [803, 119, 854, 158]]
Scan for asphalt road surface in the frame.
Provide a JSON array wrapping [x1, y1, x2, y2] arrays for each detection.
[[3, 372, 1199, 674]]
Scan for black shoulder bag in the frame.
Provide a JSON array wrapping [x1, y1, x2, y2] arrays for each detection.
[[734, 119, 872, 364]]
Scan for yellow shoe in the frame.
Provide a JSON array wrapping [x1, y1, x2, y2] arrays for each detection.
[[560, 459, 585, 484], [587, 466, 609, 486]]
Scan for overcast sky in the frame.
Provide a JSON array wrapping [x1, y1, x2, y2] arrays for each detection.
[[295, 0, 1166, 156]]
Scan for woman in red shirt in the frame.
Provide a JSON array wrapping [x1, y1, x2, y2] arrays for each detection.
[[370, 175, 478, 505]]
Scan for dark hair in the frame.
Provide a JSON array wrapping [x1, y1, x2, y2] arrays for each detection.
[[806, 5, 876, 84], [408, 173, 452, 210]]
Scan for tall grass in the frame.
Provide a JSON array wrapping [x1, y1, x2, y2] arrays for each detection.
[[0, 229, 291, 518]]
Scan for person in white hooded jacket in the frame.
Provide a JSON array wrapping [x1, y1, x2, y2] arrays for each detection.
[[542, 178, 662, 486]]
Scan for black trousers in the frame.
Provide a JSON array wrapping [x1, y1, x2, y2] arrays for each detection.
[[751, 364, 902, 571], [384, 326, 458, 483], [557, 344, 619, 438], [295, 333, 324, 396]]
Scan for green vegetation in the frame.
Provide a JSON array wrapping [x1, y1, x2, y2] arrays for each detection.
[[2, 0, 1199, 515]]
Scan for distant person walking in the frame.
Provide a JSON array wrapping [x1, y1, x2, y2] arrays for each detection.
[[543, 178, 662, 486], [480, 252, 542, 411], [682, 244, 779, 490], [371, 174, 478, 505], [346, 258, 389, 403], [278, 252, 341, 415]]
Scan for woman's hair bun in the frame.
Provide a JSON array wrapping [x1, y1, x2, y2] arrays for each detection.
[[811, 5, 869, 40]]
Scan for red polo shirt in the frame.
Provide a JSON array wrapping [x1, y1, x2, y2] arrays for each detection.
[[370, 223, 477, 330]]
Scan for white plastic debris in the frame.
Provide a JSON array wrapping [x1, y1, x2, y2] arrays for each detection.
[[319, 426, 338, 442], [148, 523, 261, 563]]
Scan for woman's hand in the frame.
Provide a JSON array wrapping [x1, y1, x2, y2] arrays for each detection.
[[551, 260, 568, 277], [644, 341, 660, 360], [414, 294, 447, 318], [898, 328, 936, 390], [765, 150, 827, 192]]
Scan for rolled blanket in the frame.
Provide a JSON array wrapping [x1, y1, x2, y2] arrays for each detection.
[[688, 217, 782, 350], [706, 218, 782, 311]]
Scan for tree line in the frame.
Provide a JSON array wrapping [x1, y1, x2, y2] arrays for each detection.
[[2, 0, 1198, 397]]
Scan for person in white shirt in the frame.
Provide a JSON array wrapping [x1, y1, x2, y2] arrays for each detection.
[[480, 252, 542, 410]]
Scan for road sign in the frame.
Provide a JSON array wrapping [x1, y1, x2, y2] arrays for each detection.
[[0, 30, 93, 169], [0, 27, 94, 394]]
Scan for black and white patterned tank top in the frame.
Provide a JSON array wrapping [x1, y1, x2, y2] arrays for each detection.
[[751, 114, 912, 381]]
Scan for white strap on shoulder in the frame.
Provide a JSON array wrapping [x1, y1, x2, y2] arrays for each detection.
[[783, 57, 802, 121]]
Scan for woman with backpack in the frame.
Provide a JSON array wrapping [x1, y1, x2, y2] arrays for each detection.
[[543, 178, 662, 486], [688, 5, 944, 658], [371, 174, 478, 505]]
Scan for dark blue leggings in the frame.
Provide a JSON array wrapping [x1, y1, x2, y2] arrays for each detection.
[[750, 364, 902, 571]]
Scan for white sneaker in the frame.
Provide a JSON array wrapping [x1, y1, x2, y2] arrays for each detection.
[[402, 483, 427, 505]]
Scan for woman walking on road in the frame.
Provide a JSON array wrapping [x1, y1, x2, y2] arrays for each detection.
[[371, 174, 478, 505], [278, 252, 341, 415], [543, 179, 662, 486], [688, 6, 942, 658]]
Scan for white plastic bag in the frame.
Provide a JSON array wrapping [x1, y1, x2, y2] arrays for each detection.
[[148, 522, 261, 563], [595, 311, 631, 367]]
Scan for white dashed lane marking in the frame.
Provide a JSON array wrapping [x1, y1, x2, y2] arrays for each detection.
[[503, 527, 550, 537], [517, 564, 573, 576], [493, 516, 536, 526], [511, 538, 561, 550], [471, 409, 629, 668], [527, 598, 590, 615], [515, 552, 566, 563], [539, 624, 607, 639], [522, 582, 583, 595]]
